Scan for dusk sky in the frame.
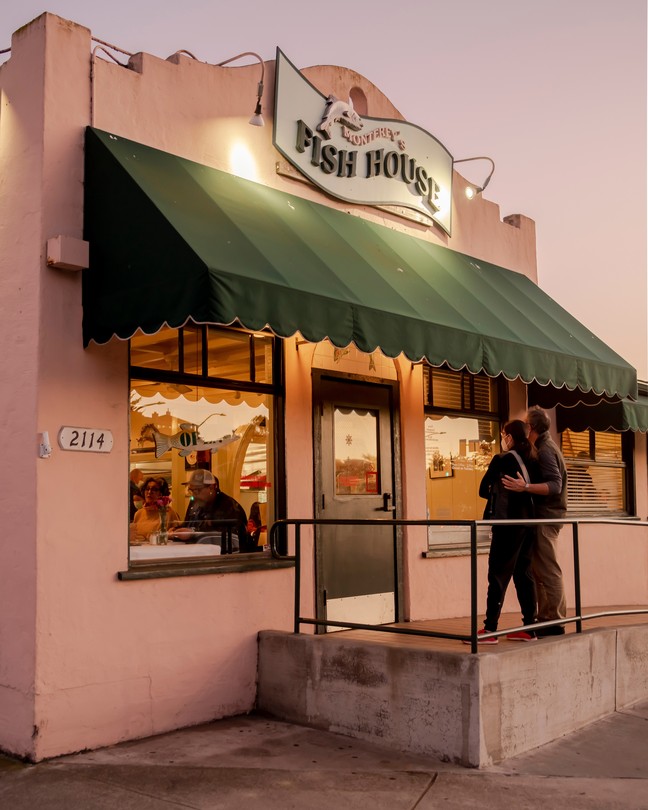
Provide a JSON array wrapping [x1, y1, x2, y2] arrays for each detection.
[[2, 1, 646, 379]]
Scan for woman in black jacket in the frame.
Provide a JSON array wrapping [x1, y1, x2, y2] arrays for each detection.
[[473, 419, 540, 643]]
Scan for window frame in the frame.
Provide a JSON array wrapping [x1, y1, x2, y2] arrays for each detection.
[[423, 366, 508, 556], [125, 324, 287, 577], [424, 366, 505, 416], [560, 428, 634, 517]]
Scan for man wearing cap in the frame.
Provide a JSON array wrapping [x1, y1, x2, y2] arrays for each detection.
[[172, 470, 251, 553]]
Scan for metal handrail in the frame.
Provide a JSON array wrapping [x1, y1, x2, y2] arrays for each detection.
[[268, 517, 648, 653]]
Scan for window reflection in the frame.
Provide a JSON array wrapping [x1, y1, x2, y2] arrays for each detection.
[[425, 415, 499, 520], [562, 429, 626, 515], [129, 326, 180, 372], [206, 327, 251, 381], [334, 407, 379, 495], [424, 367, 498, 412], [129, 325, 278, 562], [253, 335, 273, 384], [130, 382, 273, 556], [182, 325, 203, 375]]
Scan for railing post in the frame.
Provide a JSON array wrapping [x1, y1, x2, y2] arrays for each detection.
[[470, 521, 478, 654], [293, 522, 301, 634], [393, 520, 399, 620], [572, 520, 582, 634]]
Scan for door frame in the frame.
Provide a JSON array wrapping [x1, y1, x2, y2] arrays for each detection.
[[312, 370, 404, 627]]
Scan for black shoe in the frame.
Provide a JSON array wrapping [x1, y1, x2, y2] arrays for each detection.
[[536, 625, 565, 637]]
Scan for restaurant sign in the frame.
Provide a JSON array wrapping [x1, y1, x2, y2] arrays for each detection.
[[273, 49, 454, 234]]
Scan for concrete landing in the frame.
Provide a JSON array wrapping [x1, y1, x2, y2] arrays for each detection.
[[257, 622, 648, 767]]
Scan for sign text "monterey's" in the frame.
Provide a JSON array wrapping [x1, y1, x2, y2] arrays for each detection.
[[295, 120, 441, 213]]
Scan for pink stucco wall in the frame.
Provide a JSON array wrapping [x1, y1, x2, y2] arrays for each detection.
[[0, 13, 645, 761], [0, 14, 295, 761], [0, 19, 42, 756]]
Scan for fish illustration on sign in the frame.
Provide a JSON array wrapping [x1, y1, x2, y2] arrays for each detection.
[[140, 423, 240, 459], [317, 95, 363, 138]]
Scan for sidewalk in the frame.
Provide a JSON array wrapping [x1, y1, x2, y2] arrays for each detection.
[[1, 700, 646, 809]]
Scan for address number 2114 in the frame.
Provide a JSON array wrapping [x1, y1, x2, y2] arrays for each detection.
[[58, 427, 114, 453]]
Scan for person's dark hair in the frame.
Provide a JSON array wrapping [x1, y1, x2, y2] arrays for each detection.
[[249, 501, 262, 526], [526, 405, 551, 435], [142, 476, 170, 497], [503, 419, 535, 459]]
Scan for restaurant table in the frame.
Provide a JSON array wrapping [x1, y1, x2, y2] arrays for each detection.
[[130, 543, 221, 561]]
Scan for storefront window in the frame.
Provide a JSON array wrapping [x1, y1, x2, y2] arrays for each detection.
[[561, 429, 627, 515], [424, 367, 502, 551], [182, 324, 203, 375], [129, 326, 180, 373], [129, 325, 280, 564]]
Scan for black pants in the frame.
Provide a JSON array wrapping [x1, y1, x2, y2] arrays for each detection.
[[485, 525, 536, 631]]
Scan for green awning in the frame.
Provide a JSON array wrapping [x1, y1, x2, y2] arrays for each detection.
[[83, 127, 638, 400], [556, 397, 648, 433], [528, 381, 648, 432], [528, 381, 624, 409]]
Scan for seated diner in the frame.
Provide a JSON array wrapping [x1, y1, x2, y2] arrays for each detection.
[[170, 469, 250, 552], [131, 477, 180, 542]]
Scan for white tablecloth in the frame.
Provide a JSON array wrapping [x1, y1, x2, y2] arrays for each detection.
[[130, 543, 221, 561]]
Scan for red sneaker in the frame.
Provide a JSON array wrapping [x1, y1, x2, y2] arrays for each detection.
[[506, 630, 537, 642], [463, 628, 498, 645]]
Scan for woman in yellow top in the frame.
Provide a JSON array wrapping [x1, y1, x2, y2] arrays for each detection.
[[132, 477, 180, 540]]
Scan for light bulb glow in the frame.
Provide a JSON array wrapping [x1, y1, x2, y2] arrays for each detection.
[[229, 142, 259, 182]]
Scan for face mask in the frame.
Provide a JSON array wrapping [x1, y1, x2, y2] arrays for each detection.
[[501, 435, 510, 451], [133, 498, 144, 510]]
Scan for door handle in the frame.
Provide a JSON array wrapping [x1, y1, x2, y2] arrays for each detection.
[[374, 492, 395, 512]]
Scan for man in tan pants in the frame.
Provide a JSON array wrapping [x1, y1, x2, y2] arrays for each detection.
[[503, 406, 568, 636]]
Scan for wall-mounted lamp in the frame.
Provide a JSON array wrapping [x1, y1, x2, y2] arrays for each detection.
[[170, 49, 265, 127], [453, 156, 495, 199], [216, 51, 265, 127]]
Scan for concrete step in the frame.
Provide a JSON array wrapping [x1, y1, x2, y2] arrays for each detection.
[[258, 622, 648, 767]]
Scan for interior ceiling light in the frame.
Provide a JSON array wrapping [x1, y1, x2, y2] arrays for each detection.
[[453, 156, 495, 199], [169, 383, 193, 395]]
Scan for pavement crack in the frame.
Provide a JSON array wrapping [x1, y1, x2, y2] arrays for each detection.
[[410, 771, 438, 808], [72, 772, 201, 809]]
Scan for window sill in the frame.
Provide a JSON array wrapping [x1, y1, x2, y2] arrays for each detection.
[[118, 554, 294, 581], [423, 515, 641, 557], [423, 544, 490, 558]]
